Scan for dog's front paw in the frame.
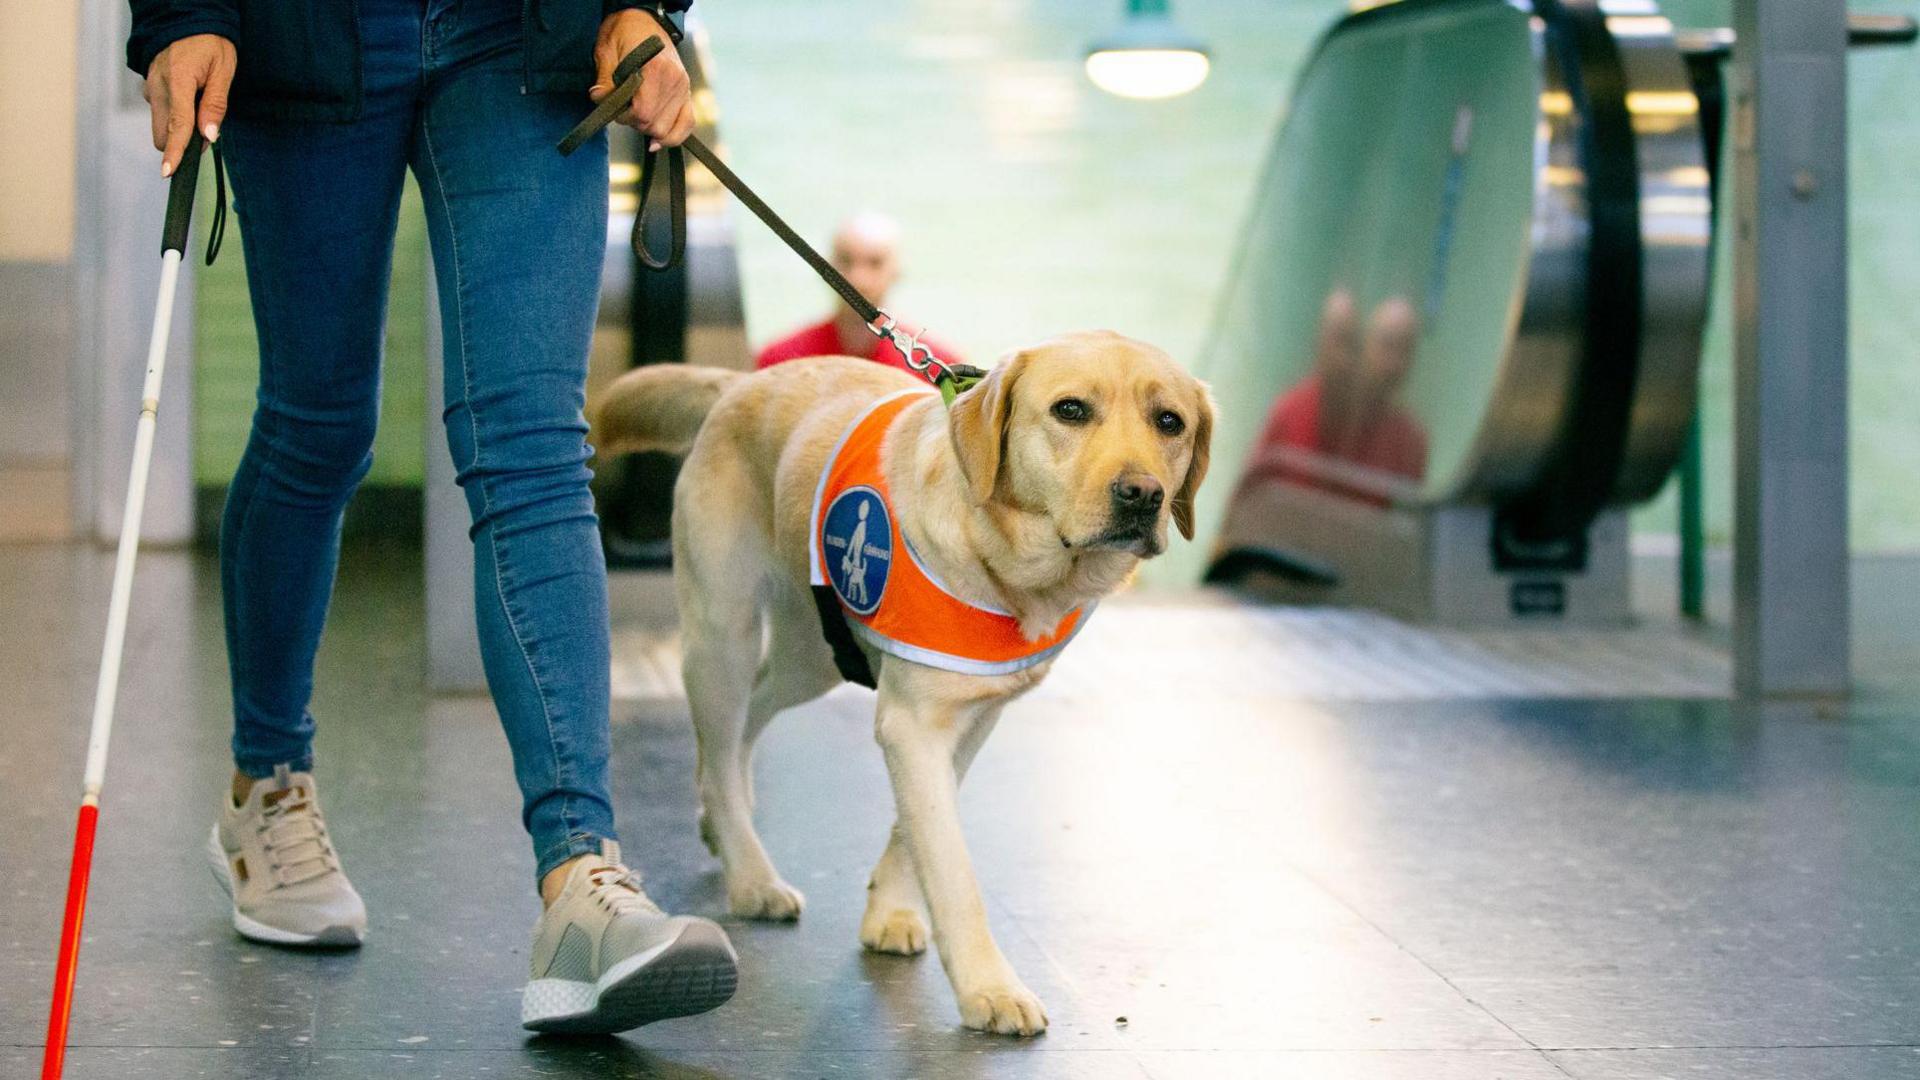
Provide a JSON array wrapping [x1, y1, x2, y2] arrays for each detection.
[[728, 877, 805, 921], [957, 980, 1049, 1037], [859, 906, 929, 955]]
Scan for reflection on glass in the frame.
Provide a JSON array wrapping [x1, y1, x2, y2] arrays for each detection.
[[1243, 290, 1427, 507], [1177, 0, 1538, 582]]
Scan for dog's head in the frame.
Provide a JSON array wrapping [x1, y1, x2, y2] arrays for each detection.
[[948, 331, 1214, 559]]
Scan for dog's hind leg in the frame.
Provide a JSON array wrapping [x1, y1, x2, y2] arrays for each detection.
[[676, 467, 808, 922], [699, 586, 839, 855], [860, 822, 929, 955], [742, 586, 842, 808], [860, 705, 999, 957], [685, 597, 809, 921]]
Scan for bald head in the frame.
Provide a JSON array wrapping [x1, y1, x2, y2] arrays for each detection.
[[830, 211, 901, 308]]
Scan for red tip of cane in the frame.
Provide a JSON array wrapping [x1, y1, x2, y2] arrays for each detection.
[[42, 802, 99, 1080]]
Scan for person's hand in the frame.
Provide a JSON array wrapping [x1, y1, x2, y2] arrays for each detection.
[[145, 34, 237, 178], [592, 9, 694, 151]]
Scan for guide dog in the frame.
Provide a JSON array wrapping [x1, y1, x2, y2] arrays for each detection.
[[589, 331, 1213, 1035]]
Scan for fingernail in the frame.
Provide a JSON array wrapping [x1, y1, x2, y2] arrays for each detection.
[[203, 123, 219, 143], [649, 139, 662, 153], [162, 160, 174, 178]]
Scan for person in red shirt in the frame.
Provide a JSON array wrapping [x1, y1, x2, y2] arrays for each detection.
[[1246, 290, 1428, 505], [755, 211, 965, 374]]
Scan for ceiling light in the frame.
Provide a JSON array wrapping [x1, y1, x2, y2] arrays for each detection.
[[1085, 0, 1211, 100]]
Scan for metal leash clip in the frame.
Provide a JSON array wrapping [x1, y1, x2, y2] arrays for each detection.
[[868, 311, 986, 404]]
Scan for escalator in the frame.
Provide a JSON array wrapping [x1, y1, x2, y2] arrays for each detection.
[[1199, 0, 1711, 623]]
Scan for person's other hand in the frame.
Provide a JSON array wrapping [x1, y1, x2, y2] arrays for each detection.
[[145, 34, 237, 178], [592, 9, 694, 151]]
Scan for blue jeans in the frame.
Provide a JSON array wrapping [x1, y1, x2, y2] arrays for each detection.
[[218, 0, 615, 884]]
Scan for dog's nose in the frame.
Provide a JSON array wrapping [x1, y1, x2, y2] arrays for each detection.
[[1110, 475, 1164, 511]]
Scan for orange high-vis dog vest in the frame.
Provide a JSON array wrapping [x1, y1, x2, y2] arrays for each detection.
[[809, 389, 1092, 684]]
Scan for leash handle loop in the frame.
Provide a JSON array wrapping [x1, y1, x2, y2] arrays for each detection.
[[633, 144, 686, 270]]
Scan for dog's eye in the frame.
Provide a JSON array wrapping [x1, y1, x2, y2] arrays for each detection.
[[1155, 410, 1186, 436], [1051, 398, 1091, 423]]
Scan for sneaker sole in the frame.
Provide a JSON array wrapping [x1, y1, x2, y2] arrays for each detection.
[[204, 826, 365, 948], [521, 919, 739, 1035]]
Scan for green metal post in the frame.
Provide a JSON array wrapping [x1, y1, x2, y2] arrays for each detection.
[[1679, 410, 1705, 620]]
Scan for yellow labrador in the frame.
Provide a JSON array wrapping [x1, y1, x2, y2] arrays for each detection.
[[590, 331, 1213, 1035]]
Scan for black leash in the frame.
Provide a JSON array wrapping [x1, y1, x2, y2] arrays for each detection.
[[560, 41, 979, 689], [559, 38, 986, 405]]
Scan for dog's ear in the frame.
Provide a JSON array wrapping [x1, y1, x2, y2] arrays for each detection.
[[1172, 382, 1216, 541], [948, 349, 1028, 506]]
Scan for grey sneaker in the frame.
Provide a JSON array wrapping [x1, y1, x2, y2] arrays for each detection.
[[205, 765, 366, 947], [521, 842, 738, 1034]]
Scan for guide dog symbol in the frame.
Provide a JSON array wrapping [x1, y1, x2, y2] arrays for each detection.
[[841, 501, 871, 608]]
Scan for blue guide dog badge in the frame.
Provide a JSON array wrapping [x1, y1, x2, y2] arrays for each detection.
[[822, 486, 891, 616]]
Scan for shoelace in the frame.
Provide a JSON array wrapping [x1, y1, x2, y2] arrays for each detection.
[[258, 786, 339, 887], [587, 864, 664, 919]]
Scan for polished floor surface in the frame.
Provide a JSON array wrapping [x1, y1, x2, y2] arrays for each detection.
[[5, 542, 1920, 1079]]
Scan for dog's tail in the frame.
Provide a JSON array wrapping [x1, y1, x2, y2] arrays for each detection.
[[589, 365, 744, 457]]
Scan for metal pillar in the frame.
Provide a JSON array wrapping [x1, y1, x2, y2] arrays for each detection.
[[1730, 0, 1850, 697]]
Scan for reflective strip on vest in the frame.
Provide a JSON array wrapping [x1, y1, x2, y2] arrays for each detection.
[[809, 390, 1092, 677]]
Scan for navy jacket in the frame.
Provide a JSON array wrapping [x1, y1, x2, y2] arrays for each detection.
[[126, 0, 691, 123]]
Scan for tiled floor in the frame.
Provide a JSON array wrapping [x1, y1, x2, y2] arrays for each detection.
[[617, 600, 1735, 703], [4, 542, 1919, 1078]]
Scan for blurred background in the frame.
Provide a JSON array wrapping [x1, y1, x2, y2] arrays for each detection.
[[6, 0, 1914, 581]]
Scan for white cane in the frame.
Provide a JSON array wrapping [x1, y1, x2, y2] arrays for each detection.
[[42, 129, 220, 1080]]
